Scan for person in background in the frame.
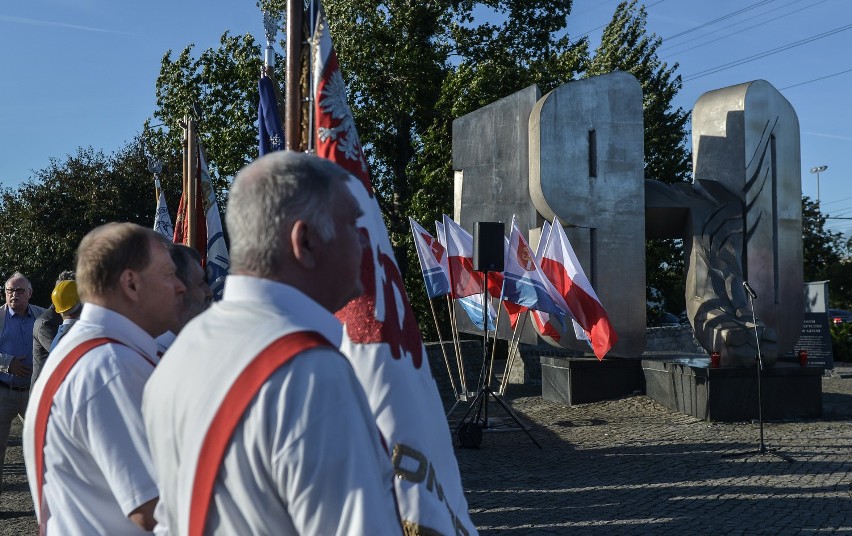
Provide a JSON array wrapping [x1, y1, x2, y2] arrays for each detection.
[[49, 279, 83, 351], [31, 272, 70, 387], [0, 272, 45, 494], [23, 223, 185, 534], [155, 244, 213, 354], [143, 151, 401, 535]]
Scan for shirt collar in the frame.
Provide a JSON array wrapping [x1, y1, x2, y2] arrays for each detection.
[[222, 275, 343, 347], [78, 303, 159, 359]]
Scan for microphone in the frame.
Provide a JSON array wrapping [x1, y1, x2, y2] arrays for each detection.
[[742, 281, 757, 300]]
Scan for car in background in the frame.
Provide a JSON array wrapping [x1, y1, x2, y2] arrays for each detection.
[[829, 309, 852, 325]]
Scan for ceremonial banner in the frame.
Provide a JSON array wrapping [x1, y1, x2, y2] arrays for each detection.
[[153, 182, 174, 240], [541, 218, 617, 359], [258, 74, 285, 156], [312, 2, 476, 533], [174, 141, 230, 299]]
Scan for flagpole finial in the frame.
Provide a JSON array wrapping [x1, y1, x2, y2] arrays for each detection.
[[146, 155, 163, 176], [263, 11, 279, 69]]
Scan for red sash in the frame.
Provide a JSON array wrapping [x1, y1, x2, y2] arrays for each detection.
[[33, 337, 116, 531], [188, 331, 332, 536]]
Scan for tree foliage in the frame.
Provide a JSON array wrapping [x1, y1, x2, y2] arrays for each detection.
[[0, 143, 172, 305], [146, 32, 265, 206]]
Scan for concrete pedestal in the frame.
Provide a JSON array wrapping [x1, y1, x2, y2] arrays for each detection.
[[540, 356, 643, 406], [642, 357, 823, 422]]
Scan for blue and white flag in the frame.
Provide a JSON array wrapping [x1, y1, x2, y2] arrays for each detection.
[[197, 144, 230, 300], [409, 218, 450, 299], [501, 217, 569, 317], [153, 179, 174, 240], [258, 75, 285, 156]]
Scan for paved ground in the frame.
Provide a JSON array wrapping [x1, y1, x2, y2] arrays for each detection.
[[2, 365, 851, 535]]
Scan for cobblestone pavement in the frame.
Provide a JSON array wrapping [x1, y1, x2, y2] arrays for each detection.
[[452, 366, 852, 535], [2, 367, 851, 535]]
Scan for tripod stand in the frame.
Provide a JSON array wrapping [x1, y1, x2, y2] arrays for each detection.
[[722, 281, 793, 463], [453, 272, 541, 449]]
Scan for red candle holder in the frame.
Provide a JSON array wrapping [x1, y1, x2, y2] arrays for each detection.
[[798, 350, 808, 367], [710, 351, 721, 368]]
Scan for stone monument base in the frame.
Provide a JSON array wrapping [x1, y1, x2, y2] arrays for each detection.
[[540, 356, 643, 406], [642, 356, 823, 422]]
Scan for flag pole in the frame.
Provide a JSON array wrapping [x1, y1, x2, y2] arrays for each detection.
[[500, 311, 528, 396], [446, 295, 468, 394], [185, 116, 198, 250], [284, 0, 303, 150], [428, 298, 459, 400]]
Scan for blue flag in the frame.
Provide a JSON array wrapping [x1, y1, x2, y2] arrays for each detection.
[[258, 75, 285, 156]]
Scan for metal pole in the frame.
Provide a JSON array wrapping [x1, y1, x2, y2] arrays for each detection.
[[810, 165, 828, 204]]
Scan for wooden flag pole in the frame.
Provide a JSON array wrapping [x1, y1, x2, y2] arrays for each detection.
[[500, 311, 528, 396], [428, 298, 459, 400], [284, 0, 303, 150], [186, 117, 198, 249], [446, 295, 467, 394]]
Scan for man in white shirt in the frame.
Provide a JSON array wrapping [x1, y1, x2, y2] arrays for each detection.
[[24, 223, 187, 534], [143, 151, 402, 535]]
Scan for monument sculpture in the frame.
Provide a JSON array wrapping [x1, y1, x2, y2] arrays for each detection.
[[453, 73, 803, 366]]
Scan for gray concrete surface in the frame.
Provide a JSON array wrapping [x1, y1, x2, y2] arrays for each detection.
[[2, 366, 851, 534]]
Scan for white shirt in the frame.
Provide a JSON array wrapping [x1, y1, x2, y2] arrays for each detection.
[[24, 303, 160, 535], [143, 275, 401, 535]]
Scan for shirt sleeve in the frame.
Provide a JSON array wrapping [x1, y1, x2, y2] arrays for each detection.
[[272, 350, 402, 535], [78, 350, 159, 517]]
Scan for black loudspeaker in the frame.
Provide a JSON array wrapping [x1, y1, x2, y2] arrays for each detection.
[[473, 221, 504, 272]]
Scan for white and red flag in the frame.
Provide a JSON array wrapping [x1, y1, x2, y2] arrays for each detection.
[[541, 217, 618, 359], [173, 140, 230, 299], [312, 2, 476, 533]]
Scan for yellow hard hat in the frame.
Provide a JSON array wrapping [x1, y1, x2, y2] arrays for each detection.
[[51, 280, 80, 314]]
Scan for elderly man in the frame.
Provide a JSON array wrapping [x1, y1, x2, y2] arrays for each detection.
[[143, 151, 401, 535], [24, 223, 186, 534], [0, 272, 45, 493]]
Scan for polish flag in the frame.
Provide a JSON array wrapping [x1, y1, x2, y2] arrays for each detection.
[[540, 217, 617, 359]]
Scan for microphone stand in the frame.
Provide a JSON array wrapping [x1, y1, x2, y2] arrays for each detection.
[[723, 281, 794, 463]]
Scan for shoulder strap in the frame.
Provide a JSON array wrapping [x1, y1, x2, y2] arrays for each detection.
[[33, 337, 117, 529], [188, 330, 332, 536]]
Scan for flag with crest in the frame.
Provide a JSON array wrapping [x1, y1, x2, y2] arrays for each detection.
[[311, 2, 475, 532], [173, 140, 230, 299], [153, 179, 174, 240]]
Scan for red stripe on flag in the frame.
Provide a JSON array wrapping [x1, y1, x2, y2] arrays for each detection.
[[540, 258, 617, 359]]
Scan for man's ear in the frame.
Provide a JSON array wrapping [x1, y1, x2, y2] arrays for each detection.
[[118, 269, 141, 302], [290, 220, 317, 268]]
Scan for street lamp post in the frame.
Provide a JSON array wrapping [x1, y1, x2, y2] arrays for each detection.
[[810, 165, 828, 204]]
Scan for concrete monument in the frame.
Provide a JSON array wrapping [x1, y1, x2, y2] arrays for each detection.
[[452, 74, 803, 366]]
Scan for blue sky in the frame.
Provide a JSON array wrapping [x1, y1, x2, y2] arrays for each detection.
[[1, 0, 850, 235]]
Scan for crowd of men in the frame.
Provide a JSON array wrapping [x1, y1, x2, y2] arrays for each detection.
[[1, 152, 427, 534]]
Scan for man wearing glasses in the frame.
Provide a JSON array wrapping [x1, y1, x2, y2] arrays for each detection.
[[0, 272, 45, 494]]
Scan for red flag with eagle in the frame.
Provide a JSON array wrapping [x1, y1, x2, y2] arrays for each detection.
[[311, 2, 476, 533]]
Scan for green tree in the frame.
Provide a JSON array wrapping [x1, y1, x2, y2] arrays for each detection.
[[587, 0, 692, 321], [146, 31, 265, 205], [802, 196, 843, 281], [0, 143, 173, 306]]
